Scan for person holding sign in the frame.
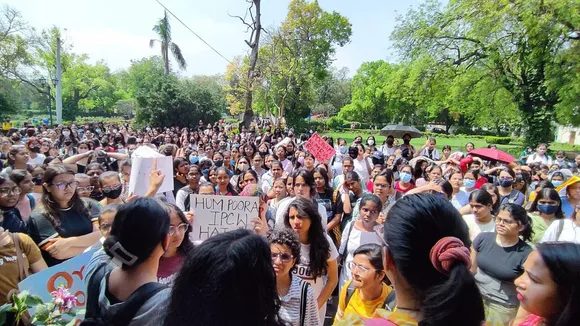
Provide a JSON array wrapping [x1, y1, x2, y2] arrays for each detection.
[[284, 197, 339, 325], [28, 164, 102, 267]]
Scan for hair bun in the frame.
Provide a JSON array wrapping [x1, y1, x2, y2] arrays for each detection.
[[429, 237, 471, 275]]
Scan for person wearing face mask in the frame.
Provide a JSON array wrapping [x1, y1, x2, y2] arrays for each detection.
[[59, 137, 77, 158], [526, 143, 552, 165], [25, 137, 46, 166], [498, 168, 525, 206], [526, 188, 564, 245], [399, 133, 416, 161], [98, 171, 125, 207], [331, 138, 348, 177], [365, 136, 377, 151], [553, 150, 570, 169]]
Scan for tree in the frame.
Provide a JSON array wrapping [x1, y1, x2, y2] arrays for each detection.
[[391, 0, 580, 145], [0, 78, 21, 119], [248, 0, 352, 127], [0, 5, 33, 79], [135, 76, 222, 128], [149, 11, 187, 75], [230, 0, 263, 127]]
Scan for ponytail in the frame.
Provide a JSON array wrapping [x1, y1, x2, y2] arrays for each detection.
[[421, 264, 484, 326]]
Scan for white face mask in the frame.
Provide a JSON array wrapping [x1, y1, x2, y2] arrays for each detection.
[[238, 163, 249, 172], [368, 140, 375, 146], [62, 131, 70, 137]]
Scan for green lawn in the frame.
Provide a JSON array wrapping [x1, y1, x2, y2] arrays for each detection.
[[323, 131, 522, 156]]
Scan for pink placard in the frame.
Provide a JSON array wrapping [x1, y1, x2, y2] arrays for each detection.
[[304, 133, 335, 162]]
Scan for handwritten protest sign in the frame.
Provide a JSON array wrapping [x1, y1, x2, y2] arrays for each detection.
[[128, 156, 173, 196], [303, 132, 335, 162], [189, 195, 259, 241], [18, 249, 96, 323]]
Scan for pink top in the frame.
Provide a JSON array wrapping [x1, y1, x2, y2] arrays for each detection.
[[518, 314, 543, 326]]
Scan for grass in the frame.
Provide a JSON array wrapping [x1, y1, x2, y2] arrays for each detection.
[[323, 131, 521, 153]]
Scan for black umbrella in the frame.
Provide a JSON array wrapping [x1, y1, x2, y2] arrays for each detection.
[[380, 125, 423, 138]]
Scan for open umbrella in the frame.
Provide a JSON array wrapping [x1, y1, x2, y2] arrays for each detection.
[[469, 148, 514, 163], [380, 125, 423, 138]]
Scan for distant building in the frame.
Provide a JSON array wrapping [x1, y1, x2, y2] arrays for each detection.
[[555, 125, 580, 145]]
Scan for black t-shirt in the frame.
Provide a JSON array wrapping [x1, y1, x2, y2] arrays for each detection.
[[334, 192, 361, 231], [28, 202, 97, 267], [173, 178, 187, 197], [474, 232, 532, 281], [316, 189, 335, 222]]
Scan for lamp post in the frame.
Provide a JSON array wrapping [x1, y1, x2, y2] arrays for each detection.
[[37, 78, 56, 126]]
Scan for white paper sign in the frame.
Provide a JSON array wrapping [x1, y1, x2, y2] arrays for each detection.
[[128, 148, 174, 196], [189, 194, 259, 241]]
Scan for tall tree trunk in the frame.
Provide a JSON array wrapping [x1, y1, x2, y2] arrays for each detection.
[[243, 0, 262, 128]]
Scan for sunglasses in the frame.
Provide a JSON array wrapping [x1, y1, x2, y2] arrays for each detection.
[[271, 253, 294, 263]]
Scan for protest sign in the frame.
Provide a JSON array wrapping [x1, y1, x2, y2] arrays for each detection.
[[189, 195, 259, 241], [303, 132, 335, 162], [18, 249, 96, 323], [128, 156, 173, 196]]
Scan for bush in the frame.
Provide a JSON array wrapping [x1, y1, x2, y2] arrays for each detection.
[[326, 116, 345, 130], [485, 136, 511, 145]]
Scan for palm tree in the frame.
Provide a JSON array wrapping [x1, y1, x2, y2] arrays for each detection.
[[149, 11, 187, 75]]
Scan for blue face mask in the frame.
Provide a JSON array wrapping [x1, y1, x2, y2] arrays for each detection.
[[190, 156, 199, 164], [499, 179, 513, 188], [400, 172, 412, 183], [463, 179, 476, 189], [551, 180, 563, 187], [339, 145, 347, 154], [537, 204, 558, 215]]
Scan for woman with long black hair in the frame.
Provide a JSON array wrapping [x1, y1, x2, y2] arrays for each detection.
[[527, 188, 564, 245], [164, 229, 286, 325], [28, 164, 102, 266], [284, 197, 338, 325], [157, 204, 193, 285], [471, 204, 533, 325], [513, 242, 580, 326]]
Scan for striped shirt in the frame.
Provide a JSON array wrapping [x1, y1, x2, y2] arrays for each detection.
[[279, 275, 320, 326]]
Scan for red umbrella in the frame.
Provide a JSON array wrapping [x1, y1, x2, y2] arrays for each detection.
[[469, 148, 514, 163]]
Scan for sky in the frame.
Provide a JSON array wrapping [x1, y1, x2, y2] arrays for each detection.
[[3, 0, 423, 76]]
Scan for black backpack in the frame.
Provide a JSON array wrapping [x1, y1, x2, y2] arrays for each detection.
[[80, 264, 167, 326]]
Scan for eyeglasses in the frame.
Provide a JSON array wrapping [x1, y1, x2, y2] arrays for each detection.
[[77, 186, 95, 193], [348, 261, 379, 274], [271, 252, 294, 263], [169, 223, 189, 236], [99, 223, 112, 232], [51, 181, 79, 191], [0, 187, 22, 197], [495, 216, 518, 225]]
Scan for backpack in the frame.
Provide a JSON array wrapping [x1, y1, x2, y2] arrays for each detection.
[[26, 194, 35, 210], [345, 280, 396, 312], [555, 219, 566, 241], [80, 264, 167, 326]]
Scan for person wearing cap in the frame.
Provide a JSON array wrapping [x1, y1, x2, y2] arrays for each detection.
[[415, 137, 441, 161]]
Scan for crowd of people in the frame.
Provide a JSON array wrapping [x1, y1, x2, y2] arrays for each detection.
[[0, 119, 579, 326]]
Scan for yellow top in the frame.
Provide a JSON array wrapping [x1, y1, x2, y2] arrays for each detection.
[[333, 280, 394, 325]]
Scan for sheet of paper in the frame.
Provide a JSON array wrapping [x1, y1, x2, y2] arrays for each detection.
[[128, 156, 174, 196], [189, 194, 259, 241]]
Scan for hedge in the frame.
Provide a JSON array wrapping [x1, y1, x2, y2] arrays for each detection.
[[484, 136, 511, 145]]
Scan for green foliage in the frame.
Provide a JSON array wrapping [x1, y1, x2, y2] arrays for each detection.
[[150, 11, 187, 75], [0, 78, 22, 118], [326, 116, 346, 130], [484, 136, 511, 145], [135, 76, 223, 128], [390, 0, 580, 146]]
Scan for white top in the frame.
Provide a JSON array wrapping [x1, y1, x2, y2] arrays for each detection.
[[526, 153, 553, 165], [337, 221, 382, 291], [353, 157, 371, 185], [275, 197, 328, 231], [380, 145, 399, 156], [462, 214, 496, 242], [28, 154, 46, 166], [541, 219, 580, 243], [292, 233, 338, 325], [279, 275, 320, 326]]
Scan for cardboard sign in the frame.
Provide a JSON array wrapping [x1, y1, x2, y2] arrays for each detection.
[[189, 195, 259, 241], [128, 156, 173, 196], [18, 250, 96, 323], [303, 133, 335, 162]]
